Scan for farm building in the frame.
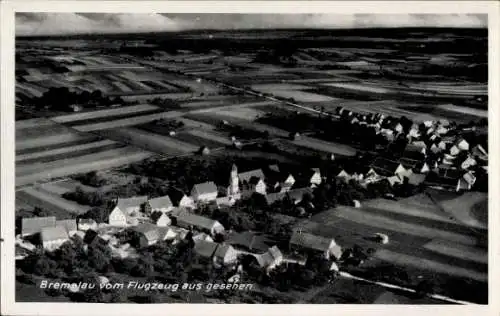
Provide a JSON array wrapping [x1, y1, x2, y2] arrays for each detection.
[[213, 244, 239, 266], [264, 165, 295, 192], [336, 170, 352, 183], [132, 224, 160, 248], [151, 211, 171, 227], [193, 232, 214, 243], [255, 246, 284, 273], [265, 187, 313, 206], [370, 158, 409, 178], [191, 181, 218, 202], [56, 219, 78, 236], [110, 196, 149, 224], [21, 216, 56, 237], [194, 240, 218, 260], [174, 210, 225, 236], [40, 226, 69, 251], [226, 231, 272, 253], [168, 188, 195, 209], [455, 138, 470, 151], [407, 173, 426, 186], [289, 230, 342, 261], [157, 226, 178, 241], [146, 195, 174, 214]]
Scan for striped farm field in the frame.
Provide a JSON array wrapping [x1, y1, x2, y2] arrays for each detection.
[[291, 137, 357, 157], [52, 104, 160, 123], [174, 132, 227, 149], [16, 140, 123, 166], [17, 187, 90, 215], [16, 123, 72, 140], [178, 118, 217, 130], [423, 240, 488, 265], [16, 147, 152, 186], [184, 129, 233, 146], [16, 132, 90, 152], [73, 111, 184, 132], [67, 108, 166, 127], [97, 127, 198, 155], [188, 100, 277, 115], [16, 118, 54, 130], [16, 135, 100, 156]]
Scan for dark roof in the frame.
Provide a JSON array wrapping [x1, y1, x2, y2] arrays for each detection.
[[116, 196, 148, 210], [290, 231, 334, 252], [56, 219, 77, 232], [176, 210, 222, 231], [133, 223, 160, 242], [226, 231, 273, 252], [193, 240, 218, 258], [407, 173, 426, 186], [148, 195, 173, 209], [265, 187, 312, 205], [167, 188, 187, 206], [22, 216, 56, 235]]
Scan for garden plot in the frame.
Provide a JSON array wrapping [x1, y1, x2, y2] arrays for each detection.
[[16, 147, 153, 187]]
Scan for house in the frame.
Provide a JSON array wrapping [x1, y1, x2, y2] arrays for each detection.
[[213, 244, 239, 266], [40, 226, 69, 251], [456, 138, 470, 151], [226, 231, 272, 253], [193, 240, 218, 260], [309, 168, 322, 187], [77, 218, 97, 231], [174, 210, 225, 236], [462, 171, 477, 188], [461, 156, 477, 170], [191, 181, 218, 202], [21, 216, 56, 237], [386, 175, 402, 187], [157, 226, 178, 241], [168, 189, 195, 209], [146, 195, 174, 214], [413, 161, 430, 174], [56, 219, 78, 236], [264, 166, 295, 192], [193, 232, 214, 243], [370, 158, 408, 177], [265, 187, 313, 206], [336, 170, 352, 183], [255, 246, 284, 272], [216, 196, 238, 208], [449, 145, 461, 156], [289, 230, 342, 261], [151, 211, 171, 227], [109, 196, 148, 226], [132, 224, 160, 247], [430, 143, 441, 154]]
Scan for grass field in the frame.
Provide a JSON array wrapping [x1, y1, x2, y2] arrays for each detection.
[[291, 137, 357, 157], [17, 186, 89, 215], [438, 192, 488, 230], [184, 129, 233, 146]]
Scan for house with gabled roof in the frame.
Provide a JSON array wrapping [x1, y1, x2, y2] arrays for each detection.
[[265, 187, 313, 206], [193, 240, 218, 260], [174, 209, 225, 236], [77, 218, 97, 231], [289, 230, 342, 261], [132, 223, 160, 247], [191, 181, 218, 202], [213, 244, 239, 266], [255, 246, 284, 273], [109, 196, 148, 226], [455, 138, 470, 151], [167, 188, 194, 209], [370, 157, 408, 178], [151, 211, 171, 227], [336, 169, 352, 183], [146, 195, 174, 214], [40, 226, 69, 251], [226, 231, 272, 253], [21, 216, 56, 237]]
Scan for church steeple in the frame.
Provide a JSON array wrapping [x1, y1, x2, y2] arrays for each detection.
[[228, 164, 239, 196]]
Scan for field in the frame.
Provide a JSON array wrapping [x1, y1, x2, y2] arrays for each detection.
[[438, 192, 488, 230], [16, 186, 89, 215], [51, 104, 160, 123], [251, 83, 337, 102]]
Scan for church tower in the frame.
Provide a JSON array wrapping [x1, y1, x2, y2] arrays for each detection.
[[228, 164, 240, 196]]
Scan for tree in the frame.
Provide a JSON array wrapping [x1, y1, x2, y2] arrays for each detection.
[[33, 206, 49, 217]]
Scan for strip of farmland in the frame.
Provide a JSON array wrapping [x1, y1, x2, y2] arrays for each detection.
[[423, 240, 488, 265], [121, 92, 193, 102], [16, 123, 74, 140], [17, 187, 89, 215], [374, 249, 487, 282], [16, 135, 100, 155], [73, 111, 184, 132], [17, 141, 124, 166], [16, 148, 152, 186], [16, 146, 150, 177], [333, 206, 478, 246], [188, 100, 276, 114], [51, 104, 160, 123], [97, 127, 198, 155], [291, 137, 357, 156], [67, 108, 166, 126], [16, 118, 55, 130], [16, 132, 89, 152], [184, 129, 233, 146], [174, 133, 227, 149]]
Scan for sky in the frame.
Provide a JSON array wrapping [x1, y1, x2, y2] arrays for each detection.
[[16, 13, 487, 36]]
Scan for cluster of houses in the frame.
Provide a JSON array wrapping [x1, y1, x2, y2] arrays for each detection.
[[334, 106, 488, 193], [17, 163, 342, 274]]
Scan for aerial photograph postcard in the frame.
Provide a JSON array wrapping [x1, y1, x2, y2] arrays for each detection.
[[12, 11, 489, 305]]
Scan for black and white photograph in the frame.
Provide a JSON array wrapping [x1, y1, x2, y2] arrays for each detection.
[[1, 1, 499, 314]]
